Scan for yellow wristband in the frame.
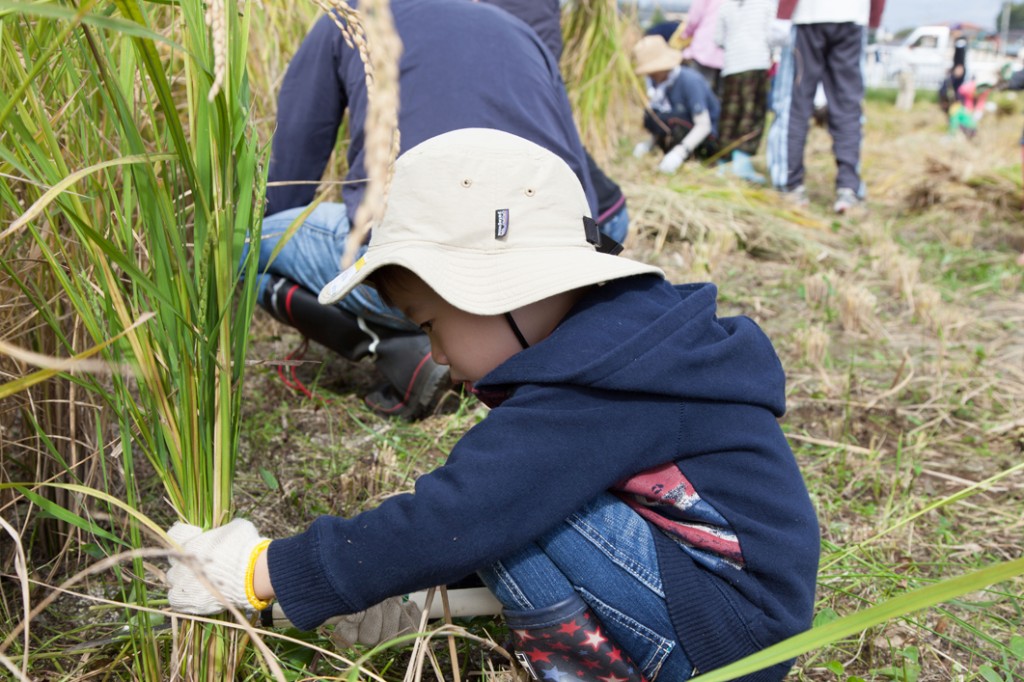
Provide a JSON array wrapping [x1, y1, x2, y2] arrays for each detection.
[[245, 539, 272, 611]]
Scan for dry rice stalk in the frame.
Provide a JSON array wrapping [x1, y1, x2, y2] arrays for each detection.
[[1001, 270, 1022, 293], [858, 220, 891, 250], [345, 0, 400, 268], [338, 444, 406, 515], [310, 0, 402, 269], [205, 0, 227, 101], [949, 227, 975, 249], [803, 271, 833, 308], [923, 299, 970, 340], [889, 253, 921, 312], [913, 284, 942, 327], [867, 237, 900, 269], [837, 280, 879, 334], [798, 324, 831, 368], [685, 229, 738, 275]]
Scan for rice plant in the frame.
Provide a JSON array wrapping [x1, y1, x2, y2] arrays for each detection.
[[561, 0, 647, 160], [0, 0, 267, 675]]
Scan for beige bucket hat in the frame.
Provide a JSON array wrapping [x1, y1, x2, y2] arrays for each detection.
[[318, 128, 662, 315], [633, 34, 684, 75]]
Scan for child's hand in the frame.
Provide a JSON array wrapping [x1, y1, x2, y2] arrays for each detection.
[[166, 518, 270, 615], [329, 597, 423, 649], [658, 145, 689, 174]]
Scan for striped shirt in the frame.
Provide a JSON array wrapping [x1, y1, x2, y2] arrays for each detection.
[[715, 0, 775, 77]]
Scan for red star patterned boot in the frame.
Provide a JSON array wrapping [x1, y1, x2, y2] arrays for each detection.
[[505, 595, 647, 682]]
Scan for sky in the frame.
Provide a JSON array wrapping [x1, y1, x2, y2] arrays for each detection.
[[637, 1, 1012, 33], [880, 0, 1009, 32]]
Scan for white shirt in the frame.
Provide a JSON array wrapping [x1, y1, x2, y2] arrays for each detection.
[[791, 0, 870, 26], [715, 0, 776, 76]]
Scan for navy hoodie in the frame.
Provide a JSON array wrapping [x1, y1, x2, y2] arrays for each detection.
[[268, 275, 820, 680]]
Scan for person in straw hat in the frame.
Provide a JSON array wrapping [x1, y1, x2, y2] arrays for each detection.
[[632, 34, 722, 174], [163, 128, 820, 682]]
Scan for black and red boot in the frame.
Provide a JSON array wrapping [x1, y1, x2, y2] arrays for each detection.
[[259, 273, 449, 419], [505, 595, 647, 682]]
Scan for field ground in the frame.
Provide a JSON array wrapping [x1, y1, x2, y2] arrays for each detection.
[[225, 94, 1024, 681]]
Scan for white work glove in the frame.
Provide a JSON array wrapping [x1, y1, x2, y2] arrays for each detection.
[[633, 137, 655, 158], [166, 518, 269, 615], [329, 596, 423, 649], [768, 19, 793, 49], [658, 145, 689, 174]]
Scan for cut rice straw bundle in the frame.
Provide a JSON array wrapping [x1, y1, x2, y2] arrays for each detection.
[[561, 0, 646, 161], [622, 171, 846, 266]]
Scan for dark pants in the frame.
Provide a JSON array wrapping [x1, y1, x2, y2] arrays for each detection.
[[643, 110, 719, 159], [785, 22, 865, 193], [718, 69, 769, 156]]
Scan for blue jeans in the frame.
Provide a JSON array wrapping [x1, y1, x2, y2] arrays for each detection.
[[245, 203, 417, 331], [600, 205, 630, 246], [478, 493, 693, 681]]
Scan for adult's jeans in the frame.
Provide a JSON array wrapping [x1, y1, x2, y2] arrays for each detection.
[[245, 202, 417, 331], [478, 492, 693, 681]]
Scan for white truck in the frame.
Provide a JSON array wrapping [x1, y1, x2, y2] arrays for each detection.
[[886, 25, 1013, 90]]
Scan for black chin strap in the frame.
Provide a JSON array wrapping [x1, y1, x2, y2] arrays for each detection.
[[504, 312, 530, 349]]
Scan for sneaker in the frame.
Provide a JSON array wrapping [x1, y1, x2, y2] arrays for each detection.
[[833, 187, 861, 214], [783, 184, 809, 207]]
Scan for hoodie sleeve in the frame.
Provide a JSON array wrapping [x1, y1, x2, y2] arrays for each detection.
[[266, 388, 684, 630]]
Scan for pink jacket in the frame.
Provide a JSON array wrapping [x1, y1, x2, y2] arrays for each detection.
[[681, 0, 724, 70]]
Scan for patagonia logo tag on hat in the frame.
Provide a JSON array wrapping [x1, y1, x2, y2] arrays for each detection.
[[495, 208, 510, 239]]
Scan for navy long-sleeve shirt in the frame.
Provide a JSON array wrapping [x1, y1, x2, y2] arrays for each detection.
[[265, 0, 596, 221]]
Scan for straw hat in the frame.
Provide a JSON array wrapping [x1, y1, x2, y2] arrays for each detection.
[[633, 34, 684, 75], [318, 128, 662, 315]]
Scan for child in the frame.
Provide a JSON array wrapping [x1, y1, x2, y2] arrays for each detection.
[[714, 0, 777, 183], [632, 35, 722, 174], [165, 128, 820, 681]]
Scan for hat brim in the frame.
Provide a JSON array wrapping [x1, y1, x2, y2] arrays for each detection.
[[635, 52, 683, 75], [319, 241, 663, 315]]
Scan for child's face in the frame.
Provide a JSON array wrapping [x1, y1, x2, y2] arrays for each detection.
[[387, 276, 524, 386], [648, 69, 671, 85]]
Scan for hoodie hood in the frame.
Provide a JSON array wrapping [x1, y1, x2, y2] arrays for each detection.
[[476, 275, 787, 416]]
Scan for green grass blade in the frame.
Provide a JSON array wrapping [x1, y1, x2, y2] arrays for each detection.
[[694, 557, 1024, 681]]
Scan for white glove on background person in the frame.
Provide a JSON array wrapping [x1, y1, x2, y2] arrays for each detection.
[[633, 137, 655, 158], [658, 145, 689, 174], [166, 518, 269, 615], [329, 596, 423, 649], [768, 19, 793, 49]]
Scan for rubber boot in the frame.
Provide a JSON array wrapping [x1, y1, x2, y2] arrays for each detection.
[[363, 331, 450, 420], [505, 595, 647, 682], [259, 273, 449, 419], [731, 150, 765, 185]]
